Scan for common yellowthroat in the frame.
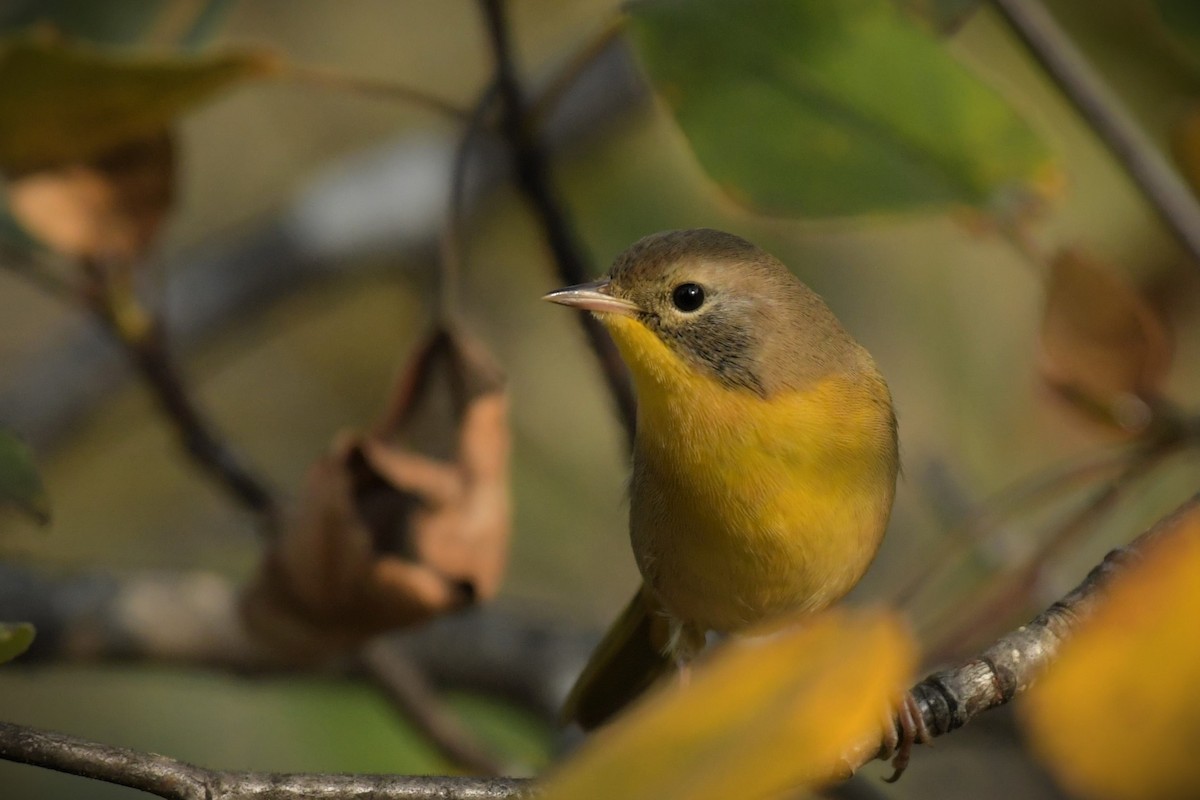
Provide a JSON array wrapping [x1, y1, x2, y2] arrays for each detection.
[[545, 229, 898, 729]]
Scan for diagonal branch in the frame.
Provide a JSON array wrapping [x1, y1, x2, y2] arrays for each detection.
[[79, 259, 281, 528], [477, 0, 637, 446], [845, 491, 1200, 773], [0, 721, 529, 800], [991, 0, 1200, 265]]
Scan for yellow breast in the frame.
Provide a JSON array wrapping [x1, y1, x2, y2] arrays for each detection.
[[605, 314, 897, 633]]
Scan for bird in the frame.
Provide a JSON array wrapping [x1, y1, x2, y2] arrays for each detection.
[[543, 228, 900, 734]]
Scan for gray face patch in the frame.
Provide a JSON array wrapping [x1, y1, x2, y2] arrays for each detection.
[[644, 301, 766, 396]]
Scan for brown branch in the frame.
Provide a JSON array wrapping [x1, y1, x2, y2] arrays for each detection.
[[0, 721, 529, 800], [924, 429, 1186, 661], [477, 0, 637, 446], [80, 261, 281, 528], [991, 0, 1200, 265], [0, 563, 594, 721], [361, 639, 507, 776], [845, 491, 1200, 773]]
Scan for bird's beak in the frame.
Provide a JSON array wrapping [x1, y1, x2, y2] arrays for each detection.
[[542, 279, 640, 316]]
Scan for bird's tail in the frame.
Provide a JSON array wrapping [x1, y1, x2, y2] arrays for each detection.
[[561, 585, 675, 730]]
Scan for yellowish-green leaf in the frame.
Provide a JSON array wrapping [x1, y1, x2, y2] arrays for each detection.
[[0, 428, 49, 524], [626, 0, 1056, 217], [0, 34, 279, 173], [895, 0, 982, 33], [0, 622, 35, 664], [539, 608, 915, 800], [1152, 0, 1200, 74], [1022, 505, 1200, 800]]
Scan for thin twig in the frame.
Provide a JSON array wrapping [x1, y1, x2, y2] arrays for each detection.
[[0, 721, 529, 800], [361, 640, 507, 776], [80, 260, 280, 528], [284, 63, 470, 122], [924, 429, 1187, 662], [477, 0, 637, 446], [439, 83, 500, 320], [529, 18, 625, 128], [890, 442, 1135, 610], [990, 0, 1200, 265], [844, 491, 1200, 774]]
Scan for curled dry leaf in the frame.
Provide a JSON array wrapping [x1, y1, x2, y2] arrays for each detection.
[[243, 324, 510, 654], [1038, 248, 1172, 432], [1022, 503, 1200, 800], [7, 131, 174, 263]]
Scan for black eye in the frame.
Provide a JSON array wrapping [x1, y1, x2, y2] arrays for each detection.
[[671, 283, 705, 312]]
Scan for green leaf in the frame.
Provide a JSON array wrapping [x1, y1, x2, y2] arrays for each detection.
[[1153, 0, 1200, 71], [0, 623, 36, 665], [0, 1, 235, 48], [0, 428, 50, 524], [0, 34, 279, 173], [895, 0, 982, 33], [626, 0, 1055, 217]]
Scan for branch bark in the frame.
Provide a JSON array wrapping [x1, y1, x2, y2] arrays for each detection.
[[0, 721, 529, 800], [4, 494, 1198, 793], [846, 491, 1200, 772]]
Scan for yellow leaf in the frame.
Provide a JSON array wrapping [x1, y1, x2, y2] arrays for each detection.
[[1022, 505, 1200, 800], [0, 34, 279, 173], [539, 608, 915, 800]]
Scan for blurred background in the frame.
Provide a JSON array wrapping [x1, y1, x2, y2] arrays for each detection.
[[1, 0, 1199, 797]]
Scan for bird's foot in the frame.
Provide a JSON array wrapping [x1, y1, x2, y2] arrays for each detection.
[[877, 691, 931, 782]]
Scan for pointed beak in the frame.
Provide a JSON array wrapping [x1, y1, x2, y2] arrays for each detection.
[[542, 279, 640, 316]]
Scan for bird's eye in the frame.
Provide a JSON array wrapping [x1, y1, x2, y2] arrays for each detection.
[[671, 283, 705, 313]]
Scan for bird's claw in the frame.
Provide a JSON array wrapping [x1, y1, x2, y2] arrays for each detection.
[[877, 691, 931, 783]]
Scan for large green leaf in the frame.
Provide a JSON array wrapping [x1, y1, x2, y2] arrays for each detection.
[[0, 623, 35, 665], [1154, 0, 1200, 71], [0, 428, 50, 524], [0, 34, 278, 173], [896, 0, 983, 33], [626, 0, 1055, 217]]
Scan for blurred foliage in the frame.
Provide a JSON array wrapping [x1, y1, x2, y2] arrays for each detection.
[[1022, 503, 1200, 800], [897, 0, 983, 33], [0, 622, 35, 664], [1153, 0, 1200, 71], [0, 0, 234, 47], [1, 0, 1200, 798], [539, 609, 914, 800], [0, 34, 276, 173], [626, 0, 1054, 216], [0, 428, 49, 524]]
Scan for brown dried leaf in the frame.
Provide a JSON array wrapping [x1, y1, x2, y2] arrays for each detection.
[[243, 323, 510, 654], [1039, 248, 1172, 431], [7, 131, 174, 263]]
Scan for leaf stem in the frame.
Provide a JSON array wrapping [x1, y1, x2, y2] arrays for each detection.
[[284, 63, 471, 122]]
